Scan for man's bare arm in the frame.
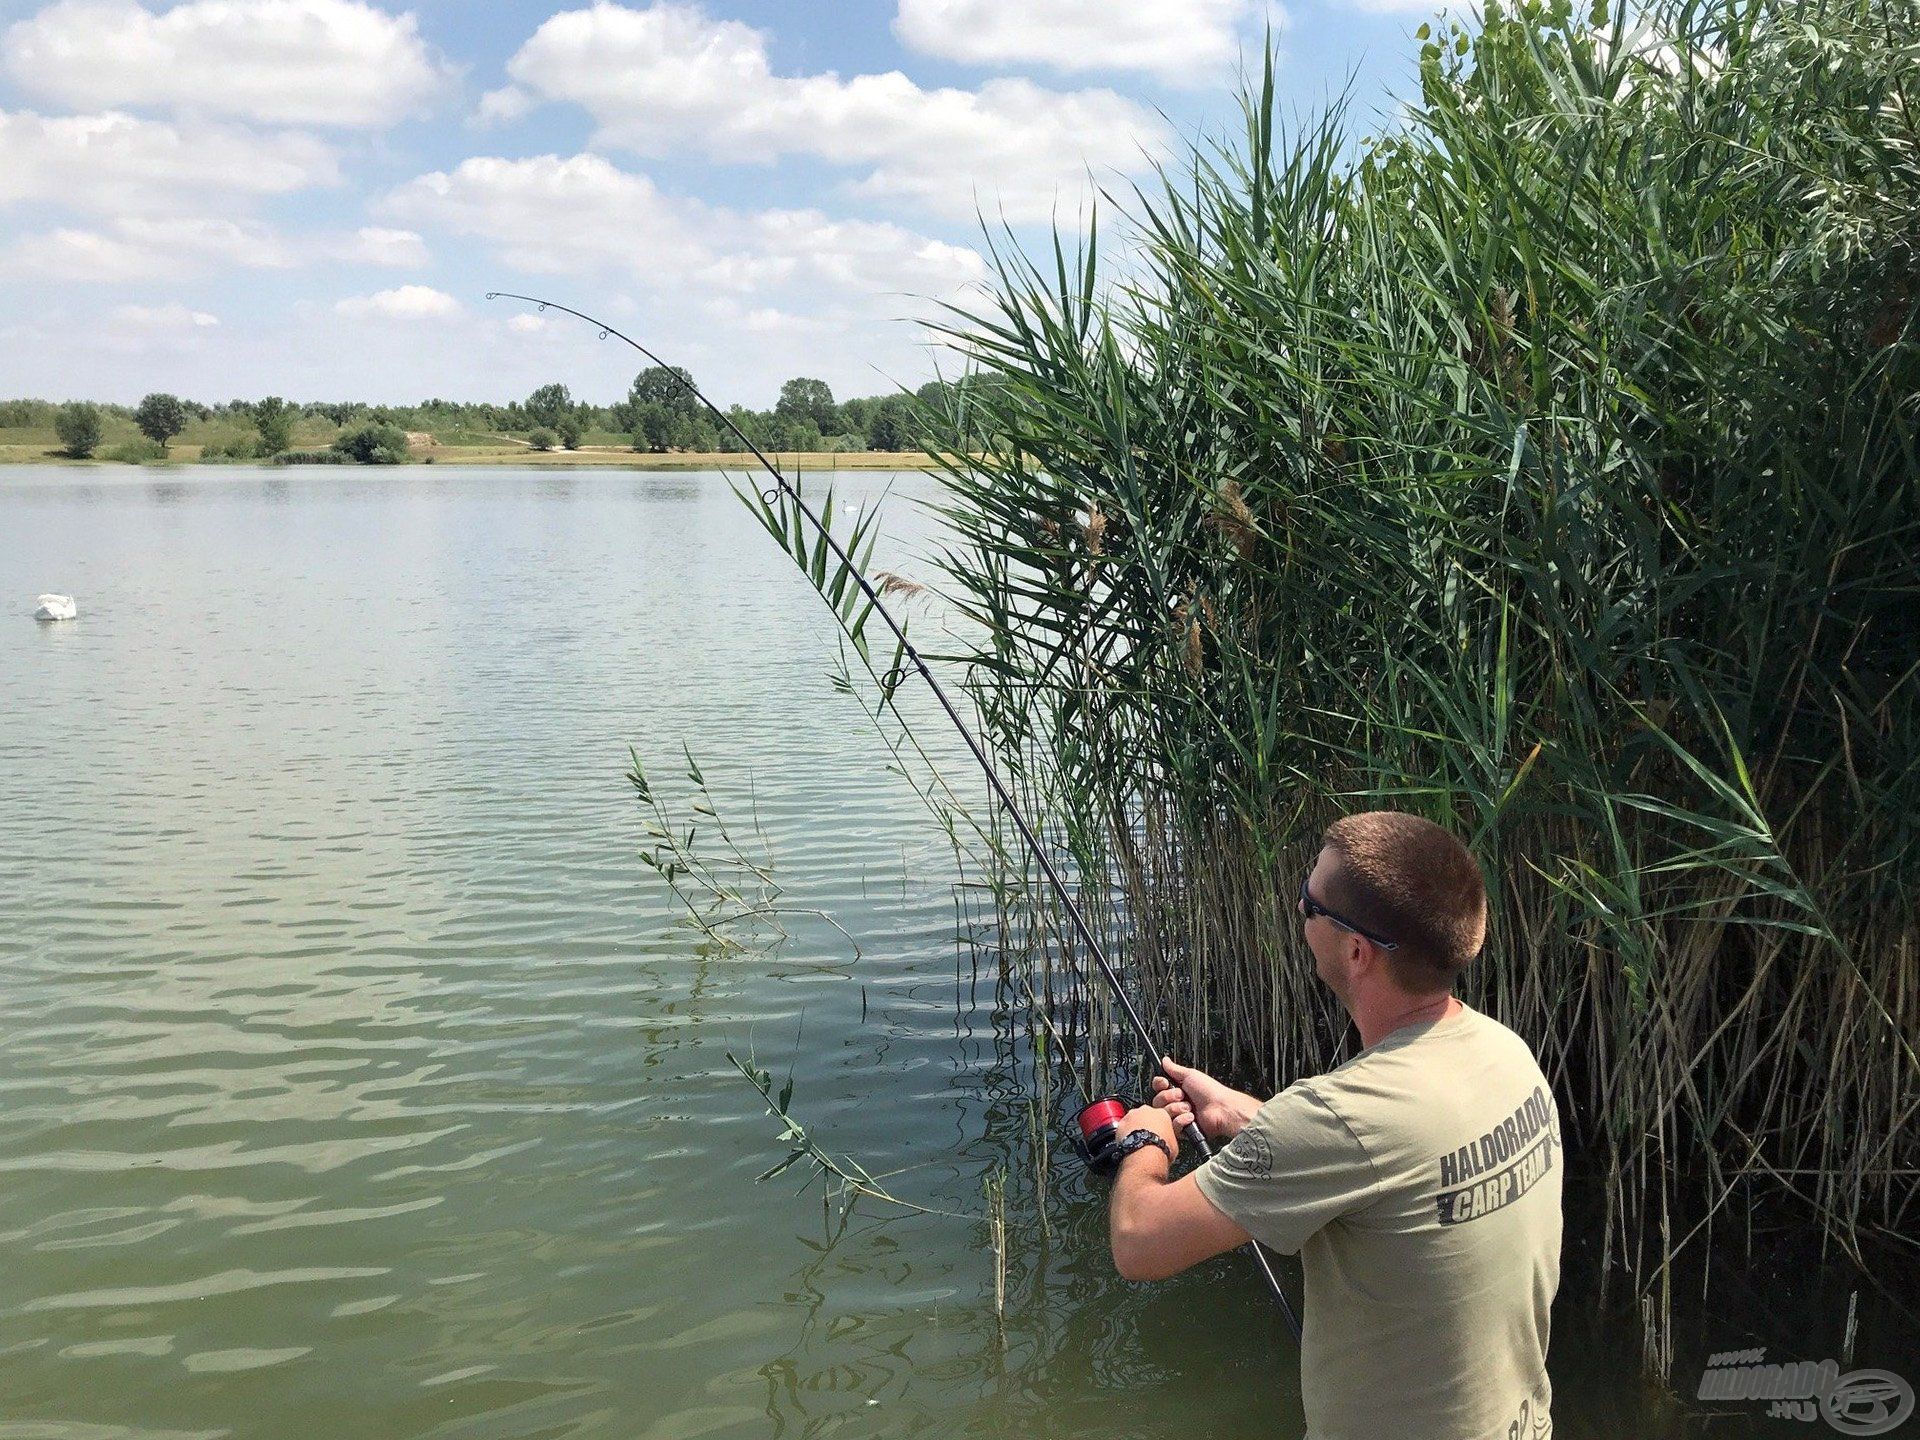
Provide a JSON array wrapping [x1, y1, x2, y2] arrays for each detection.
[[1107, 1105, 1253, 1282]]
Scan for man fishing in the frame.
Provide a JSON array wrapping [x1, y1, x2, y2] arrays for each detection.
[[488, 295, 1562, 1438], [1105, 810, 1563, 1440]]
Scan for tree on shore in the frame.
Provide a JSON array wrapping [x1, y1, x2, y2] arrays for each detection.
[[331, 422, 408, 464], [866, 394, 916, 451], [133, 392, 187, 452], [253, 397, 295, 455], [775, 377, 838, 435], [525, 383, 572, 431], [628, 366, 697, 413], [54, 402, 102, 458], [630, 406, 681, 451], [621, 366, 702, 451]]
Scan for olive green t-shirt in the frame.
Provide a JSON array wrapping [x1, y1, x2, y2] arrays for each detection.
[[1193, 1003, 1562, 1440]]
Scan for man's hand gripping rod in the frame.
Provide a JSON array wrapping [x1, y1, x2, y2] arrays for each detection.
[[486, 291, 1302, 1340]]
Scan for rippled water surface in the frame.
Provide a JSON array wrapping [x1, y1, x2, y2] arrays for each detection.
[[2, 467, 1905, 1440]]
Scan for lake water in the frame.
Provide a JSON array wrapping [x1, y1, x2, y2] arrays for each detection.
[[1, 466, 1906, 1439]]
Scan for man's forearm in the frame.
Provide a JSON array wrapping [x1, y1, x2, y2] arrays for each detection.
[[1109, 1147, 1174, 1280], [1214, 1087, 1261, 1139], [1107, 1142, 1252, 1283]]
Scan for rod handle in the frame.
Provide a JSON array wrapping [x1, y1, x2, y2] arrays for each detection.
[[1182, 1121, 1212, 1158]]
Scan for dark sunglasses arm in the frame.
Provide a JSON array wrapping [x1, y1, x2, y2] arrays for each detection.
[[1299, 875, 1399, 950]]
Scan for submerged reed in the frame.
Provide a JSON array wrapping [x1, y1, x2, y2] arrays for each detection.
[[910, 0, 1919, 1362]]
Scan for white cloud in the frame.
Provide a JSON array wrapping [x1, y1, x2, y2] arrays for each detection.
[[334, 227, 430, 267], [894, 0, 1257, 83], [0, 106, 396, 285], [492, 3, 1170, 223], [383, 153, 987, 302], [4, 0, 452, 129], [473, 85, 535, 127], [0, 108, 337, 215], [335, 285, 464, 321], [4, 216, 295, 280], [380, 153, 985, 403], [3, 212, 429, 282], [6, 228, 172, 282], [98, 300, 223, 353], [385, 154, 707, 279], [700, 297, 830, 337], [118, 216, 296, 267], [113, 302, 220, 330]]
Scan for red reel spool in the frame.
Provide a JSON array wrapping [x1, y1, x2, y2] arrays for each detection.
[[1077, 1097, 1128, 1143], [1076, 1096, 1134, 1177]]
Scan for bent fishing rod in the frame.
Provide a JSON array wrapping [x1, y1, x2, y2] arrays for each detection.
[[487, 290, 1302, 1339]]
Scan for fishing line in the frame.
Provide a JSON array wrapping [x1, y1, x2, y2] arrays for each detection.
[[488, 290, 1302, 1339]]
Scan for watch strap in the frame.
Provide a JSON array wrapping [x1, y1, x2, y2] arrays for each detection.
[[1116, 1129, 1174, 1165]]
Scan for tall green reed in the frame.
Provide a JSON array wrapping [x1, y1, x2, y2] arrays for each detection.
[[909, 0, 1918, 1362]]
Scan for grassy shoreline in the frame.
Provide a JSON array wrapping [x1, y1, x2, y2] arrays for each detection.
[[0, 442, 943, 471]]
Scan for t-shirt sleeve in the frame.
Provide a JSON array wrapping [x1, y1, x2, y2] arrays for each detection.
[[1192, 1081, 1378, 1256]]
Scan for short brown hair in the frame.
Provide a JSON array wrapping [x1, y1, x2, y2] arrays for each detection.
[[1321, 811, 1487, 989]]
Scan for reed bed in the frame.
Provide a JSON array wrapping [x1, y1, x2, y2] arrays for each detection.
[[910, 0, 1919, 1360]]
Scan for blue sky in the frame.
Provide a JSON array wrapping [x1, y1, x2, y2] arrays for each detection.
[[0, 0, 1434, 409]]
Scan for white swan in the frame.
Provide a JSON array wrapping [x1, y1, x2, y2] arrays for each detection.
[[33, 594, 78, 621]]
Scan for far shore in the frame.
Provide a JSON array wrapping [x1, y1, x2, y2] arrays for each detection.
[[0, 443, 947, 472]]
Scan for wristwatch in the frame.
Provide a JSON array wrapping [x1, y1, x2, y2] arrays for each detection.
[[1113, 1129, 1174, 1166]]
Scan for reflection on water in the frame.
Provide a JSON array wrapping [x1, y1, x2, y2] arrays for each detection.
[[0, 467, 1909, 1440]]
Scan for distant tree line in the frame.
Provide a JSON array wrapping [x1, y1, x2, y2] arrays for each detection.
[[3, 372, 985, 463], [480, 369, 968, 455]]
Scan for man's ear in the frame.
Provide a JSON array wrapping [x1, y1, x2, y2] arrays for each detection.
[[1348, 933, 1379, 981]]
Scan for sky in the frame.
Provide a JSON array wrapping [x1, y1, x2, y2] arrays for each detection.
[[0, 0, 1435, 409]]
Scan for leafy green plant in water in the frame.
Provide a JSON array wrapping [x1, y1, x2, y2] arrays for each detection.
[[630, 750, 983, 1225], [628, 744, 861, 957], [728, 1051, 967, 1219]]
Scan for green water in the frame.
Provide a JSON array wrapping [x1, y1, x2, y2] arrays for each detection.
[[1, 467, 1909, 1439]]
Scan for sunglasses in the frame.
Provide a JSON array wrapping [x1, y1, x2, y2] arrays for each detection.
[[1298, 874, 1400, 950]]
